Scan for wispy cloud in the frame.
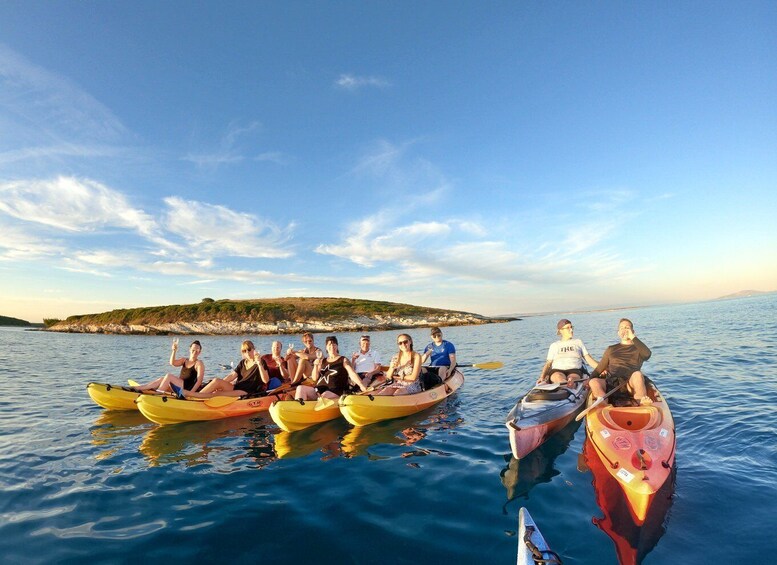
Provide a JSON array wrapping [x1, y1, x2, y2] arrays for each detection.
[[182, 120, 261, 168], [255, 151, 291, 165], [162, 196, 295, 259], [0, 43, 125, 145], [335, 73, 391, 91]]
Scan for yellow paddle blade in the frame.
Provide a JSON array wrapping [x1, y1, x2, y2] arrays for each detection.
[[127, 379, 140, 387], [203, 396, 239, 408], [314, 396, 337, 411], [471, 361, 503, 370]]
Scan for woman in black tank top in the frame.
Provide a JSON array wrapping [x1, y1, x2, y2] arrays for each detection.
[[134, 340, 205, 394], [294, 336, 368, 401], [175, 340, 276, 399]]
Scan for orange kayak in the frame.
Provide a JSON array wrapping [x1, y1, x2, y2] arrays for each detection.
[[584, 379, 676, 524]]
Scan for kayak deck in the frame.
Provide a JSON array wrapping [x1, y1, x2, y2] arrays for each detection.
[[506, 379, 589, 459], [584, 380, 675, 524], [269, 398, 342, 433], [87, 382, 142, 411], [135, 391, 286, 425], [517, 507, 561, 565]]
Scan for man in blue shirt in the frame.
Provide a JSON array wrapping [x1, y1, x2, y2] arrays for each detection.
[[421, 326, 457, 379]]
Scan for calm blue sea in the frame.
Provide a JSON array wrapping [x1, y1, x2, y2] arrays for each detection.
[[1, 296, 776, 564]]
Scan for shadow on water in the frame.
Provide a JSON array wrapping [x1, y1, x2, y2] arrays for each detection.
[[500, 418, 582, 512], [583, 438, 675, 565]]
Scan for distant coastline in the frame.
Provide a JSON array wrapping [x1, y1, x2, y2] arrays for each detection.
[[44, 297, 517, 335]]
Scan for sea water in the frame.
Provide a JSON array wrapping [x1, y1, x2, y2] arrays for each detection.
[[1, 295, 775, 564]]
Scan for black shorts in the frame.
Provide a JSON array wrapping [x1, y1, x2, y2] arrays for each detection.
[[549, 368, 582, 378]]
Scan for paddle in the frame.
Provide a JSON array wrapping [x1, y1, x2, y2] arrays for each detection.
[[127, 379, 140, 387], [575, 379, 629, 421], [314, 395, 338, 411], [458, 361, 503, 370], [201, 382, 296, 408]]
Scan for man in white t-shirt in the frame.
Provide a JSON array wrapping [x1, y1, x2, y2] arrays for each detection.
[[537, 319, 599, 386], [351, 335, 384, 387]]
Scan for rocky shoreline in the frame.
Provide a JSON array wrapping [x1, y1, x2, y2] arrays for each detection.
[[47, 314, 516, 335]]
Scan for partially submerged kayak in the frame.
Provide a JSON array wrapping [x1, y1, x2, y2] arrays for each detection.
[[506, 379, 589, 459], [339, 370, 464, 427], [87, 382, 142, 411], [135, 389, 290, 425], [584, 379, 676, 524], [517, 507, 562, 565], [269, 397, 342, 433]]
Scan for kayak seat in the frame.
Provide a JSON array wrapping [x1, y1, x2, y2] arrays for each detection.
[[420, 367, 443, 390], [525, 388, 574, 402]]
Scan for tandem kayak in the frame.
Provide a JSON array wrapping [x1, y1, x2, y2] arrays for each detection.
[[338, 370, 464, 427], [517, 507, 562, 565], [506, 378, 589, 459], [269, 397, 342, 432], [584, 379, 676, 524], [135, 388, 292, 425], [87, 382, 143, 411]]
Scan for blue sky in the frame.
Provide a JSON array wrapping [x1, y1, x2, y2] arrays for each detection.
[[1, 2, 775, 322]]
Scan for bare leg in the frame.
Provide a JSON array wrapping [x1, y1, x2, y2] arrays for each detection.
[[294, 359, 311, 383], [286, 356, 299, 381], [589, 377, 607, 400], [294, 384, 318, 400], [135, 374, 173, 391], [156, 374, 187, 393], [549, 370, 566, 384], [182, 378, 240, 398], [628, 371, 651, 403]]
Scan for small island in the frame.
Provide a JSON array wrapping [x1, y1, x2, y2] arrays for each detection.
[[45, 297, 516, 335], [0, 315, 40, 327]]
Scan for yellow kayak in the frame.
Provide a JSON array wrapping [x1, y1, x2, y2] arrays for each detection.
[[136, 390, 287, 425], [269, 398, 342, 433], [87, 382, 142, 411], [339, 370, 464, 427]]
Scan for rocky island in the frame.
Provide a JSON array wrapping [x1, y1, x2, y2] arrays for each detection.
[[46, 297, 516, 335]]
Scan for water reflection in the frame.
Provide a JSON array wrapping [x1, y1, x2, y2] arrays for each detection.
[[138, 416, 273, 468], [501, 419, 581, 511], [340, 409, 463, 460], [583, 438, 675, 565], [272, 419, 351, 460], [90, 410, 151, 460]]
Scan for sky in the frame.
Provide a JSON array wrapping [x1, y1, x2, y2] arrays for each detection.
[[0, 2, 775, 322]]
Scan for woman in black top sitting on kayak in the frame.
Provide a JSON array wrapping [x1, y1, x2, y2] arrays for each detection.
[[134, 340, 204, 393], [173, 340, 277, 399], [294, 336, 367, 401]]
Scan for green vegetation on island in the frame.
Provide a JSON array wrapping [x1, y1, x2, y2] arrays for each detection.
[[52, 297, 507, 327], [1, 315, 31, 326]]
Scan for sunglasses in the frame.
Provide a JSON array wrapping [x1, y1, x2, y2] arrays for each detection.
[[241, 348, 253, 353], [397, 340, 410, 345]]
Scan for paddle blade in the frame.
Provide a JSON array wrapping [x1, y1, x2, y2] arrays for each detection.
[[127, 379, 140, 387], [203, 396, 239, 408], [314, 396, 337, 411], [471, 361, 503, 370]]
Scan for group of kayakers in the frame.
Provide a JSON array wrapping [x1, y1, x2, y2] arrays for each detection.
[[538, 317, 652, 406], [131, 326, 459, 403]]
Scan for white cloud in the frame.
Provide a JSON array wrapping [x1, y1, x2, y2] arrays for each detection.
[[335, 73, 391, 91], [0, 176, 161, 239], [162, 196, 295, 259], [255, 151, 291, 165]]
